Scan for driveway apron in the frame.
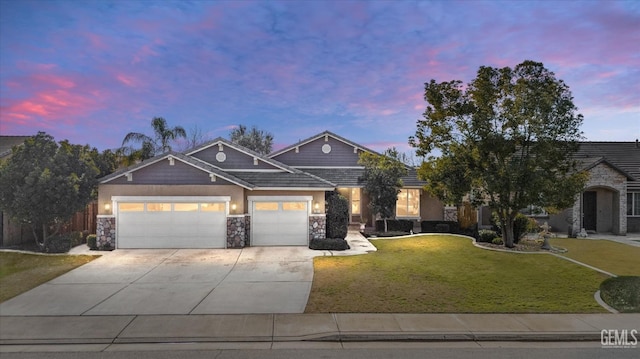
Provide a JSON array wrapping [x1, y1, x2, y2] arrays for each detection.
[[0, 247, 317, 316]]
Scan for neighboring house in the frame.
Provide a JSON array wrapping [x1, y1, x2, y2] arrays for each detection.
[[551, 141, 640, 235], [96, 131, 445, 249], [0, 136, 34, 246], [477, 141, 640, 236]]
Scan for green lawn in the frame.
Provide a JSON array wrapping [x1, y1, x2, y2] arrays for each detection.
[[550, 238, 640, 276], [0, 252, 99, 302], [306, 235, 609, 313]]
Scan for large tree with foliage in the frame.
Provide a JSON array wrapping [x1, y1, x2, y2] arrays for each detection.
[[410, 60, 588, 247], [0, 132, 99, 251], [358, 148, 408, 232], [120, 117, 186, 165], [229, 124, 274, 154]]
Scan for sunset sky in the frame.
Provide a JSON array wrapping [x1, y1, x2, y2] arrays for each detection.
[[1, 0, 638, 153]]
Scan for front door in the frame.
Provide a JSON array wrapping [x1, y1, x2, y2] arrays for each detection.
[[583, 191, 597, 231]]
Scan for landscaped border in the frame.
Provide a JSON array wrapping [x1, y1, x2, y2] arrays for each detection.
[[369, 232, 620, 313]]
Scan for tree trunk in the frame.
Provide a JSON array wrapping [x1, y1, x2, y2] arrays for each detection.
[[32, 223, 48, 252], [384, 218, 388, 233], [503, 218, 515, 248]]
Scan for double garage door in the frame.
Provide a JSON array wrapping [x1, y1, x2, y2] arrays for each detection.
[[114, 196, 310, 248], [116, 197, 228, 249]]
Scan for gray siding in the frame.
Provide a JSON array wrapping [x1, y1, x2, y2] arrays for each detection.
[[192, 145, 279, 170], [108, 160, 233, 185], [273, 137, 363, 167]]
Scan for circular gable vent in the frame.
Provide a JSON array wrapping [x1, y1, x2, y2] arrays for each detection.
[[216, 152, 226, 162], [322, 144, 332, 154]]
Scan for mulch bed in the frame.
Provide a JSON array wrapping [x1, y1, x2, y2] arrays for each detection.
[[475, 238, 567, 253]]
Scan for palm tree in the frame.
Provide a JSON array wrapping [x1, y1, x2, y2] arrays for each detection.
[[120, 117, 186, 164]]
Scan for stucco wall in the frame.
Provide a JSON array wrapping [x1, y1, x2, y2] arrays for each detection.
[[421, 191, 444, 220], [98, 184, 246, 215], [246, 190, 326, 213]]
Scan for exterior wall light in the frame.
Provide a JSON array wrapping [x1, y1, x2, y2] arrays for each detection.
[[314, 202, 320, 213], [104, 203, 111, 214], [231, 203, 237, 213]]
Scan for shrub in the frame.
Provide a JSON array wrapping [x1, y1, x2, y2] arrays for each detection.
[[44, 234, 71, 253], [421, 221, 460, 234], [478, 229, 497, 243], [87, 234, 97, 250], [309, 238, 350, 251], [600, 276, 640, 313], [375, 219, 414, 233], [491, 237, 504, 245], [68, 231, 85, 247], [326, 191, 349, 239], [491, 212, 530, 244]]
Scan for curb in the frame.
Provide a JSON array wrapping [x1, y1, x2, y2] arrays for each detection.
[[1, 332, 603, 346]]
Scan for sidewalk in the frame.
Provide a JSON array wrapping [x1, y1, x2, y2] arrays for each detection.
[[1, 313, 639, 350]]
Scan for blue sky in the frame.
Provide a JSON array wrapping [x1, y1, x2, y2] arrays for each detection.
[[1, 0, 639, 153]]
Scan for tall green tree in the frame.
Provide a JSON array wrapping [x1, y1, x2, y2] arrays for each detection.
[[0, 132, 99, 251], [358, 148, 408, 232], [120, 117, 186, 164], [229, 124, 274, 154], [409, 60, 588, 247]]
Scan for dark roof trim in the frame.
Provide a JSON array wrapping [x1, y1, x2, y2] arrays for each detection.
[[268, 130, 381, 158], [582, 157, 635, 181], [99, 152, 255, 189], [185, 137, 295, 173]]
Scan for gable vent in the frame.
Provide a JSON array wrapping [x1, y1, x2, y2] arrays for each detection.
[[168, 157, 175, 166], [209, 173, 216, 182], [253, 157, 259, 165], [218, 143, 224, 151], [126, 173, 133, 182]]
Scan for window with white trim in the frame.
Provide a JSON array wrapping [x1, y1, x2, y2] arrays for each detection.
[[396, 189, 420, 217], [628, 192, 640, 216]]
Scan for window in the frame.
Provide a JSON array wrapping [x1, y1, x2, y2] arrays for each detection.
[[201, 203, 225, 212], [147, 203, 171, 212], [520, 205, 548, 217], [174, 203, 199, 212], [351, 188, 361, 215], [119, 203, 144, 212], [255, 202, 279, 211], [283, 202, 306, 211], [396, 189, 420, 217], [628, 193, 640, 216]]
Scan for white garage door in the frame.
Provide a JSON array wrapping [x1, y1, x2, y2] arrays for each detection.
[[116, 199, 227, 249], [251, 199, 309, 246]]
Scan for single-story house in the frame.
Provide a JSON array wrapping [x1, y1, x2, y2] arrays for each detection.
[[550, 141, 640, 235], [96, 131, 445, 249], [477, 141, 640, 236]]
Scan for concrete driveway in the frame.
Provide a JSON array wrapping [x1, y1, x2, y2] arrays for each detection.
[[0, 247, 322, 316]]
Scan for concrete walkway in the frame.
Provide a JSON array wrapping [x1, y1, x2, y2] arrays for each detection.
[[1, 313, 638, 350]]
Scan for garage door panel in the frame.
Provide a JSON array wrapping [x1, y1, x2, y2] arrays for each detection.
[[252, 201, 308, 246], [117, 201, 226, 249]]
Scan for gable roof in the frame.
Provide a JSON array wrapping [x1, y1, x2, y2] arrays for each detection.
[[99, 151, 255, 189], [578, 156, 635, 181], [268, 130, 380, 158], [186, 137, 295, 173], [574, 142, 639, 185]]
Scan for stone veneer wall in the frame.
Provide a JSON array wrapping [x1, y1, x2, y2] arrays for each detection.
[[227, 215, 250, 248], [309, 214, 326, 240], [571, 163, 627, 235], [96, 215, 116, 250]]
